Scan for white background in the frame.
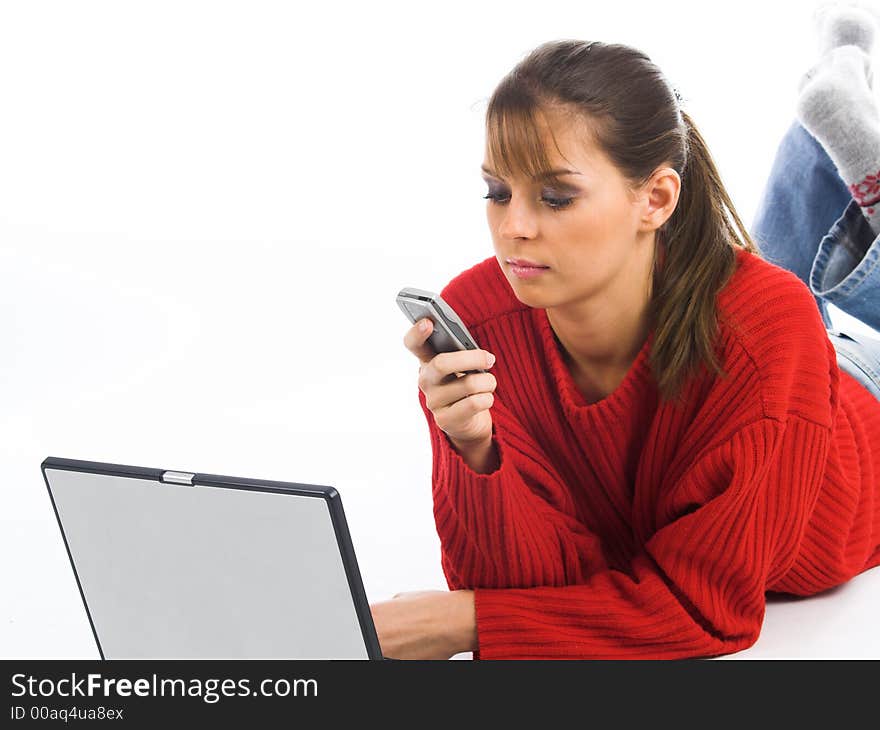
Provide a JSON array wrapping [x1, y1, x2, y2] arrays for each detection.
[[2, 0, 878, 659]]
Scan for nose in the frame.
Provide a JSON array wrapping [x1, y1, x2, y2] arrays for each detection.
[[495, 194, 539, 240]]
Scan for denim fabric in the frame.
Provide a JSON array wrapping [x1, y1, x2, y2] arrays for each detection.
[[751, 119, 880, 402], [810, 198, 880, 333], [827, 331, 880, 400]]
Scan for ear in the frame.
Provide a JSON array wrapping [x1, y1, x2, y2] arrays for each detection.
[[636, 166, 681, 233]]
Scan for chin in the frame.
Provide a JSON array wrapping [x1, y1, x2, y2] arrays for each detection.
[[505, 276, 555, 308]]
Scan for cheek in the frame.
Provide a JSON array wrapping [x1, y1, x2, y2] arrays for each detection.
[[485, 205, 503, 235], [557, 204, 615, 248], [570, 194, 636, 244], [558, 201, 635, 272]]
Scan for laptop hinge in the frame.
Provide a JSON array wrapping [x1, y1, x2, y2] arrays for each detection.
[[162, 471, 195, 485]]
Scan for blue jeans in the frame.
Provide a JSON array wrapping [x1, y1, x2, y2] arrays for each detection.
[[751, 120, 880, 401]]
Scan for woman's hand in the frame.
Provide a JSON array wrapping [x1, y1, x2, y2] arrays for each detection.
[[369, 589, 477, 660], [403, 318, 498, 448]]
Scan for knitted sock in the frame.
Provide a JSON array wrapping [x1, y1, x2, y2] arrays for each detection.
[[815, 2, 879, 59], [797, 32, 880, 235]]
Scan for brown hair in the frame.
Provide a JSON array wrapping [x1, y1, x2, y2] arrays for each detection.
[[485, 40, 760, 405]]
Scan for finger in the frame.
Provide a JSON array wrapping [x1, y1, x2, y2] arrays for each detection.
[[424, 372, 497, 412], [434, 390, 495, 430], [426, 348, 496, 383], [403, 318, 437, 364], [419, 349, 496, 392]]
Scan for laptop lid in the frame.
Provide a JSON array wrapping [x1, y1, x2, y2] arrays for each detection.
[[41, 456, 383, 659]]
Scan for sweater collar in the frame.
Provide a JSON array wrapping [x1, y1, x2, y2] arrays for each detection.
[[534, 306, 655, 415]]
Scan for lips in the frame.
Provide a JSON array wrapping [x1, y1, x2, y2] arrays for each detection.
[[507, 258, 549, 268]]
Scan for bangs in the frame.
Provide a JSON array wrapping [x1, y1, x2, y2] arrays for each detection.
[[484, 88, 558, 182]]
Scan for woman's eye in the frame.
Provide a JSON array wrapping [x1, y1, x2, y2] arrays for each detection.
[[482, 190, 574, 211], [542, 196, 574, 210]]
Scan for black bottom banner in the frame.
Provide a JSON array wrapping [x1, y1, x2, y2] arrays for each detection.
[[3, 659, 875, 725]]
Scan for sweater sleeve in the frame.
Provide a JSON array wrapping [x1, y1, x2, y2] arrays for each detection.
[[469, 415, 833, 659], [418, 387, 611, 592]]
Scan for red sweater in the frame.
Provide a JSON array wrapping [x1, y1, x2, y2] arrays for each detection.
[[417, 247, 880, 660]]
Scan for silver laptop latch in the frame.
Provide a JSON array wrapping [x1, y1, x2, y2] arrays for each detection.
[[162, 471, 195, 485]]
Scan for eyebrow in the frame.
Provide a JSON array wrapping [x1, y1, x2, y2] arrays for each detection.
[[480, 165, 583, 181]]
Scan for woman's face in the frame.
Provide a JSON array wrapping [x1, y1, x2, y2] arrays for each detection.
[[482, 110, 652, 311]]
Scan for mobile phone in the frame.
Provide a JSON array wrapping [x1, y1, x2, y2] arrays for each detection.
[[396, 286, 487, 374]]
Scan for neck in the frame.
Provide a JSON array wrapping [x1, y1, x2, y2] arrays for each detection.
[[547, 241, 656, 382]]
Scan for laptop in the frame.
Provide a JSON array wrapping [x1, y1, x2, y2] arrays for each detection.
[[41, 456, 384, 659]]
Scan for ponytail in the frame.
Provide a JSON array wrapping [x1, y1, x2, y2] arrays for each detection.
[[649, 110, 760, 404]]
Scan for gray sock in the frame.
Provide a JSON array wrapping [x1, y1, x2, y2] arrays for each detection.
[[797, 36, 880, 236], [815, 2, 879, 58]]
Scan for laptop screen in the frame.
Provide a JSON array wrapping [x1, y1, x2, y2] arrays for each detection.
[[43, 460, 380, 659]]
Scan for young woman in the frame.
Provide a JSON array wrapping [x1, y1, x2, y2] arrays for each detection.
[[371, 6, 880, 660]]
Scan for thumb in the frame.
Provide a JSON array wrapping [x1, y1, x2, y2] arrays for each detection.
[[406, 318, 437, 365]]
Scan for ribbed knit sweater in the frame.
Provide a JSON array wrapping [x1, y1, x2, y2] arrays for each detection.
[[417, 247, 880, 660]]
